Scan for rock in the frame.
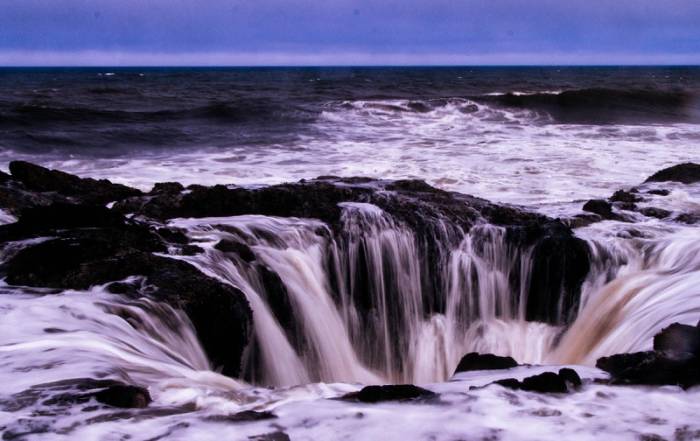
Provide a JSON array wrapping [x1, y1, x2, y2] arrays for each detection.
[[0, 205, 251, 378], [610, 190, 642, 203], [582, 199, 628, 221], [653, 323, 700, 357], [596, 351, 700, 388], [249, 433, 291, 441], [343, 384, 436, 403], [675, 213, 700, 225], [639, 207, 671, 219], [215, 239, 256, 262], [453, 352, 518, 374], [151, 182, 185, 194], [206, 410, 277, 423], [94, 384, 151, 408], [647, 189, 670, 196], [9, 161, 141, 205], [494, 368, 581, 393], [645, 163, 700, 184], [15, 378, 150, 410], [115, 175, 590, 327]]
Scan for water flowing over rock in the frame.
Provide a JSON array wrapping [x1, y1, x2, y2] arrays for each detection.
[[2, 161, 700, 393]]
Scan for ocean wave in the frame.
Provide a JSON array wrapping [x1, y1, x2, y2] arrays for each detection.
[[477, 88, 695, 123], [0, 101, 312, 126]]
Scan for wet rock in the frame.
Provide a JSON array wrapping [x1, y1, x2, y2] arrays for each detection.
[[116, 174, 590, 327], [675, 213, 700, 225], [494, 368, 581, 393], [653, 323, 700, 357], [8, 160, 141, 205], [249, 432, 291, 441], [206, 410, 277, 423], [639, 207, 671, 219], [0, 207, 251, 378], [645, 163, 700, 184], [343, 384, 436, 403], [596, 351, 700, 389], [14, 378, 150, 410], [94, 384, 151, 408], [610, 190, 642, 203], [582, 199, 628, 221], [647, 189, 670, 196], [215, 239, 256, 262], [151, 182, 185, 194], [454, 352, 518, 374]]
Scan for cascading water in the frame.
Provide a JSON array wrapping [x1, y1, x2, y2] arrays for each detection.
[[169, 202, 566, 385]]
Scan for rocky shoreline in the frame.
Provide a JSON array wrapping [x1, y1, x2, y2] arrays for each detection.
[[0, 161, 699, 409]]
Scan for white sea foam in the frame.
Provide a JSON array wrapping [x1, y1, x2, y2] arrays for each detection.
[[1, 98, 696, 209]]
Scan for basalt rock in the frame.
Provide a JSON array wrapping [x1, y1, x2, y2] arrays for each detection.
[[596, 351, 700, 389], [596, 322, 700, 388], [8, 160, 141, 205], [494, 368, 582, 393], [0, 202, 251, 378], [645, 163, 700, 184], [653, 323, 700, 357], [116, 175, 590, 326], [342, 384, 436, 403], [454, 352, 518, 374], [582, 199, 629, 221]]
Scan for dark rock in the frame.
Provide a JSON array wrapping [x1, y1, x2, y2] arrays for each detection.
[[12, 378, 150, 410], [582, 199, 628, 221], [648, 189, 670, 196], [675, 213, 700, 225], [645, 163, 700, 184], [343, 384, 436, 403], [454, 352, 518, 374], [9, 161, 141, 204], [206, 410, 277, 423], [610, 190, 642, 203], [526, 224, 591, 324], [653, 323, 700, 357], [249, 432, 291, 441], [494, 369, 581, 393], [596, 351, 700, 388], [639, 207, 671, 219], [215, 239, 256, 262], [1, 209, 251, 378], [558, 368, 582, 388], [94, 384, 151, 408], [116, 175, 590, 327], [151, 182, 185, 194]]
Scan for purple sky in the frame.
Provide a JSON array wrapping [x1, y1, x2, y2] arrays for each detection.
[[2, 0, 699, 65]]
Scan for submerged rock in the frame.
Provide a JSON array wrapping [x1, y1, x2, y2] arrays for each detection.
[[494, 368, 582, 393], [454, 352, 518, 374], [94, 384, 151, 409], [343, 384, 436, 403], [645, 163, 700, 184], [596, 322, 700, 389]]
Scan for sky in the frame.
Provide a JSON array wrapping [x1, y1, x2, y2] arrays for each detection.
[[1, 0, 699, 66]]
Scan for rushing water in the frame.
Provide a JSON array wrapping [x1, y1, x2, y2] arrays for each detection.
[[1, 67, 699, 439]]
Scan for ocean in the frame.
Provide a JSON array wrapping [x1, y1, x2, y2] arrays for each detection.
[[0, 67, 699, 440], [1, 66, 699, 206]]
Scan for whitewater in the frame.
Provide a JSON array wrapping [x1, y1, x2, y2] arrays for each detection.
[[0, 67, 699, 440]]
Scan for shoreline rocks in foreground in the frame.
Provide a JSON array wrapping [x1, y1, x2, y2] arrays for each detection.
[[0, 160, 697, 393]]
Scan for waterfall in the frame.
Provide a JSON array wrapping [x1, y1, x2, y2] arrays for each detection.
[[170, 203, 549, 385], [549, 227, 700, 365]]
